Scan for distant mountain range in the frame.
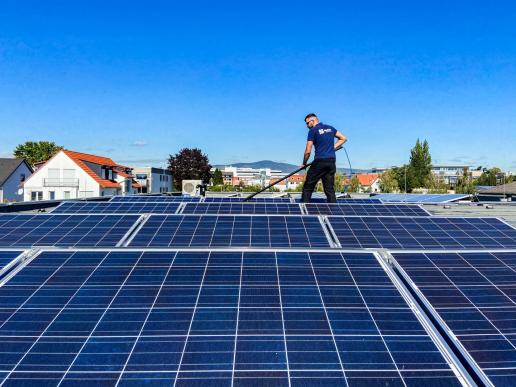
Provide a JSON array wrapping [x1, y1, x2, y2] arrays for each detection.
[[212, 160, 369, 175]]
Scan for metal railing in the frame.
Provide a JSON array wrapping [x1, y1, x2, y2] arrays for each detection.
[[43, 178, 79, 187]]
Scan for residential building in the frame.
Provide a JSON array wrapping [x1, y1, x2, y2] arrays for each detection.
[[23, 150, 139, 201], [431, 165, 470, 187], [133, 167, 173, 194], [476, 182, 516, 202], [268, 174, 305, 192], [352, 173, 381, 193], [0, 158, 33, 203], [213, 166, 285, 187]]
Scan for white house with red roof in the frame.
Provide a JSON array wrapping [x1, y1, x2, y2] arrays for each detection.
[[353, 173, 381, 193], [22, 150, 140, 201]]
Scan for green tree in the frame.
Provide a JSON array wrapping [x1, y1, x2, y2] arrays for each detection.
[[349, 175, 360, 193], [392, 165, 416, 193], [14, 141, 63, 166], [428, 174, 448, 193], [475, 167, 502, 186], [456, 167, 475, 194], [409, 139, 432, 188], [212, 168, 223, 185], [167, 148, 212, 191], [334, 172, 345, 192], [379, 169, 399, 193]]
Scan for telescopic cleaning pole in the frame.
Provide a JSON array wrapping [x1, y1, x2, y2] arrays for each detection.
[[243, 146, 343, 202]]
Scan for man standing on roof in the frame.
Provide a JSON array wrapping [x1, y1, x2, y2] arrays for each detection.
[[301, 113, 347, 203]]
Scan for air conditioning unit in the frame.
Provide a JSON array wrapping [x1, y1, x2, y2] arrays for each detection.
[[182, 180, 203, 196]]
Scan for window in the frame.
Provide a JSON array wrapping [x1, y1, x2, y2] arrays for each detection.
[[31, 191, 43, 201], [20, 173, 26, 182], [49, 191, 55, 200], [64, 191, 71, 199]]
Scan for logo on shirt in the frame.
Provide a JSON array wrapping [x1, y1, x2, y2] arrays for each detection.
[[318, 128, 332, 135]]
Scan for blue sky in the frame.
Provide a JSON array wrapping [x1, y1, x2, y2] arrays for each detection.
[[1, 1, 515, 170]]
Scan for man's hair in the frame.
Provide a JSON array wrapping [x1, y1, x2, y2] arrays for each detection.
[[304, 113, 317, 121]]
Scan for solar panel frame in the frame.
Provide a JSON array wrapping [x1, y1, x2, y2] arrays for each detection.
[[305, 203, 432, 217], [0, 249, 25, 280], [374, 193, 472, 203], [204, 197, 292, 203], [389, 249, 516, 386], [182, 202, 303, 215], [0, 214, 142, 248], [110, 196, 202, 202], [0, 248, 469, 386], [327, 215, 516, 250], [52, 201, 182, 214], [126, 214, 333, 248]]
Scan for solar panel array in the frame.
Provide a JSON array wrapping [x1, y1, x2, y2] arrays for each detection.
[[392, 251, 516, 386], [53, 201, 181, 214], [373, 193, 471, 203], [0, 214, 140, 248], [0, 249, 463, 386], [2, 192, 516, 385], [128, 215, 331, 248], [305, 203, 430, 217], [328, 216, 516, 249]]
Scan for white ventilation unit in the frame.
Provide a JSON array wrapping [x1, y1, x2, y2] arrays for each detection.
[[182, 180, 203, 196]]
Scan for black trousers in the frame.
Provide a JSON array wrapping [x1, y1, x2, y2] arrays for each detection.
[[301, 158, 337, 203]]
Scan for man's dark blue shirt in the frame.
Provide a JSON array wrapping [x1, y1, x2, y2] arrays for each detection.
[[307, 122, 337, 160]]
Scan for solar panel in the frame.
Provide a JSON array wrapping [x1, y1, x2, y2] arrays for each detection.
[[0, 250, 24, 276], [328, 216, 516, 249], [0, 214, 140, 248], [128, 215, 331, 248], [305, 203, 431, 217], [53, 201, 181, 214], [0, 249, 463, 385], [374, 194, 471, 203], [204, 197, 292, 203], [182, 202, 302, 215], [391, 250, 516, 385], [110, 196, 201, 202], [293, 197, 382, 203]]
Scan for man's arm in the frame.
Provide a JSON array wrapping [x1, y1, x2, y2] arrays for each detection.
[[302, 141, 313, 166], [334, 131, 347, 150]]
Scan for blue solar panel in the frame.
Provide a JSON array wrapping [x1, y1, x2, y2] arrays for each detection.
[[182, 202, 302, 215], [110, 196, 201, 202], [0, 214, 140, 247], [295, 198, 382, 203], [392, 250, 516, 385], [0, 249, 463, 385], [205, 197, 292, 203], [128, 215, 331, 248], [53, 201, 181, 214], [305, 203, 431, 216], [328, 216, 516, 249], [0, 250, 23, 275], [374, 194, 471, 203]]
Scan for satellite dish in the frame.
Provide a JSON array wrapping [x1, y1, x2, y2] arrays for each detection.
[[17, 188, 23, 195]]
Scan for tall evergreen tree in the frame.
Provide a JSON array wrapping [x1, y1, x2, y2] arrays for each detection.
[[212, 168, 223, 185], [409, 139, 432, 188]]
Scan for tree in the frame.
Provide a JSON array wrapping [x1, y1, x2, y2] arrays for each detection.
[[456, 167, 475, 194], [212, 168, 223, 185], [475, 167, 502, 186], [409, 139, 432, 188], [428, 174, 448, 193], [334, 172, 345, 192], [349, 175, 360, 193], [392, 165, 416, 193], [14, 141, 63, 166], [379, 169, 399, 193], [167, 148, 212, 191]]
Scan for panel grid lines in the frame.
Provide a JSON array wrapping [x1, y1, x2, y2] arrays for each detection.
[[53, 201, 181, 214], [0, 250, 463, 386], [305, 203, 430, 217], [183, 202, 302, 215]]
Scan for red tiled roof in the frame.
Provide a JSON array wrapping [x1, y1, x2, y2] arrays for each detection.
[[63, 150, 121, 189], [355, 173, 380, 186]]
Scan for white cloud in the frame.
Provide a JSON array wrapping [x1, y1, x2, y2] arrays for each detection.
[[131, 140, 148, 147]]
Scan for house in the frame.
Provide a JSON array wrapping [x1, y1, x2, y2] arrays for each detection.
[[354, 173, 381, 193], [0, 158, 33, 203], [132, 167, 173, 194], [268, 174, 305, 192], [23, 150, 140, 201]]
